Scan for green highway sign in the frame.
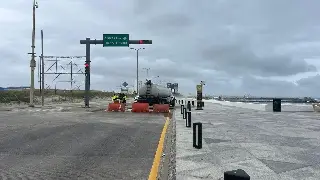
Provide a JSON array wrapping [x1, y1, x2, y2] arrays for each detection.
[[103, 34, 129, 47]]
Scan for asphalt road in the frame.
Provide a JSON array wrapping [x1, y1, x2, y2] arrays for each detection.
[[0, 111, 166, 179]]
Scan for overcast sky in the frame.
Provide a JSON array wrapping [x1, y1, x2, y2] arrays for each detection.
[[1, 0, 320, 97]]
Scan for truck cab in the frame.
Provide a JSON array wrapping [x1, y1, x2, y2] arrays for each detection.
[[134, 95, 139, 103], [170, 95, 176, 107]]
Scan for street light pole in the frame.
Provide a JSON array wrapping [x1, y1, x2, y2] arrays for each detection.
[[142, 67, 150, 78], [130, 47, 145, 94], [200, 80, 205, 88], [29, 0, 38, 107]]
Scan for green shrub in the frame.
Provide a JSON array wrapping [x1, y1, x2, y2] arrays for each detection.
[[0, 89, 135, 103]]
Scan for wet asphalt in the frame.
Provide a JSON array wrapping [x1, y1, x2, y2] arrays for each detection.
[[0, 110, 166, 180]]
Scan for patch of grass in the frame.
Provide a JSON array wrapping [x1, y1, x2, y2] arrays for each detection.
[[0, 89, 135, 103], [0, 90, 29, 103]]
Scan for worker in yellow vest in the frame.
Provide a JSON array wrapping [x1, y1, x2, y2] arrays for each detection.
[[122, 94, 127, 104], [112, 94, 119, 103]]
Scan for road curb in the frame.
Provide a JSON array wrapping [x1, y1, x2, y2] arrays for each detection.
[[0, 108, 13, 111], [148, 114, 171, 180], [154, 111, 175, 180], [0, 106, 29, 111]]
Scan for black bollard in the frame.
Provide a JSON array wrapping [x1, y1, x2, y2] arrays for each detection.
[[181, 100, 184, 104], [191, 101, 194, 106], [196, 101, 203, 110], [186, 111, 191, 127], [273, 98, 281, 112], [224, 169, 250, 180], [193, 122, 202, 149], [180, 104, 184, 114], [187, 102, 191, 111], [183, 108, 187, 119], [178, 100, 181, 104]]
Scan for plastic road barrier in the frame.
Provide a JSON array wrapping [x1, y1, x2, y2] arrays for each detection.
[[153, 104, 170, 113], [131, 103, 149, 112], [107, 103, 125, 112]]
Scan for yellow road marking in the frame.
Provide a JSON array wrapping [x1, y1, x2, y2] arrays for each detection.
[[148, 116, 170, 180]]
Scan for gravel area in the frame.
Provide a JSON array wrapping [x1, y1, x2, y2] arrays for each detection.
[[168, 112, 176, 180]]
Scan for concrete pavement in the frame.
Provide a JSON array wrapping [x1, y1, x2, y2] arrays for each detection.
[[175, 102, 320, 179], [0, 110, 166, 179]]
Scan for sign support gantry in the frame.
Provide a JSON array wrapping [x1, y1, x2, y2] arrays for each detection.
[[80, 34, 152, 108]]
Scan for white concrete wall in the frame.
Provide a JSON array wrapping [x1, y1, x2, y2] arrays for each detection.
[[202, 99, 314, 112]]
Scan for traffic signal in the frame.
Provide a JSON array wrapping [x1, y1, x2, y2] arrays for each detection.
[[129, 40, 153, 44], [139, 40, 152, 44], [84, 63, 89, 74]]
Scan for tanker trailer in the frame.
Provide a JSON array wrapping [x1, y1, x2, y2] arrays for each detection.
[[137, 80, 176, 107]]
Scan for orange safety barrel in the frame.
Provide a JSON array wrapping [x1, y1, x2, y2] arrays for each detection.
[[153, 104, 170, 113], [107, 103, 125, 112], [131, 103, 149, 113]]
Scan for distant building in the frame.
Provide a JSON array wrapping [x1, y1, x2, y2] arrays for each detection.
[[0, 86, 30, 91]]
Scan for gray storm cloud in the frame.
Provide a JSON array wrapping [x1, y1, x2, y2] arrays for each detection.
[[1, 0, 320, 96]]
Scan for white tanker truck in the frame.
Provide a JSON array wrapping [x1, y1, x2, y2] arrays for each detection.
[[135, 79, 175, 107]]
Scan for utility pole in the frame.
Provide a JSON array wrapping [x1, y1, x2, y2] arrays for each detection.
[[38, 57, 41, 91], [143, 67, 150, 78], [41, 30, 44, 106], [130, 48, 145, 94], [28, 0, 38, 107]]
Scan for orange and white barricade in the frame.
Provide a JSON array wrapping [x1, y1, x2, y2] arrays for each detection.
[[131, 103, 149, 113]]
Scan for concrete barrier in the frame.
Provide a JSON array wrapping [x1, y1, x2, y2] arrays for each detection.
[[205, 99, 266, 111], [265, 102, 314, 112]]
